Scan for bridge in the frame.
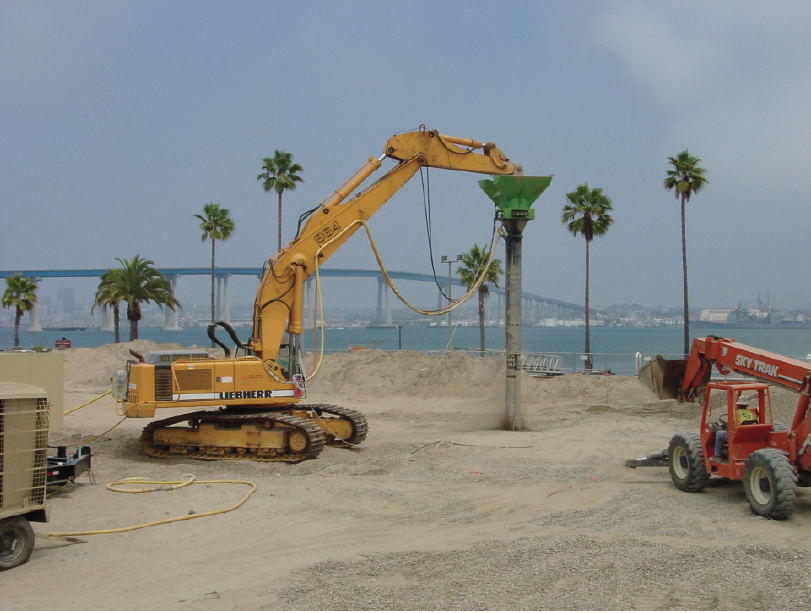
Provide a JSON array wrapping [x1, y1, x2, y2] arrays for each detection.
[[0, 268, 586, 331]]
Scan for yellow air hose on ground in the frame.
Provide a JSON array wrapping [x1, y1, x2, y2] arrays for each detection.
[[49, 397, 258, 539], [63, 389, 111, 415], [43, 475, 257, 538]]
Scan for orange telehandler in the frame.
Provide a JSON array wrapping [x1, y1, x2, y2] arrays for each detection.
[[635, 336, 811, 519], [112, 127, 522, 462]]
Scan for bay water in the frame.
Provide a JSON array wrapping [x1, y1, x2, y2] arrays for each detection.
[[3, 323, 810, 376]]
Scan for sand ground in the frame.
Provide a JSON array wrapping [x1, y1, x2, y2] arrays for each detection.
[[2, 342, 810, 610]]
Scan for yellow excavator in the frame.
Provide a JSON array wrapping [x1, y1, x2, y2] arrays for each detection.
[[112, 127, 522, 462]]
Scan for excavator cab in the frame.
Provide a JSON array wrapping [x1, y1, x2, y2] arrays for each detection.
[[276, 343, 291, 381]]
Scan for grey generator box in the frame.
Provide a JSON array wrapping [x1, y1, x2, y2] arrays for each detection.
[[0, 382, 49, 523]]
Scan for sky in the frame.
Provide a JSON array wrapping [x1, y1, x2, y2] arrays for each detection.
[[2, 0, 810, 313]]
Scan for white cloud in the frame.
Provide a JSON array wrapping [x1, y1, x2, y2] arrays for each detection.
[[592, 1, 811, 109], [593, 1, 811, 200]]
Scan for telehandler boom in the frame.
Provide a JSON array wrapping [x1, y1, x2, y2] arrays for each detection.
[[113, 128, 522, 462], [638, 336, 811, 519]]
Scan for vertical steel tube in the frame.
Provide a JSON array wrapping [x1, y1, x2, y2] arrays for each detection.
[[504, 219, 527, 430], [447, 262, 452, 348]]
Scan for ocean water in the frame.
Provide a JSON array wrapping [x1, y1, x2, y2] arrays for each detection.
[[3, 323, 810, 376]]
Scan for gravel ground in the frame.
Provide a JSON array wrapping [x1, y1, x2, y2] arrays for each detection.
[[3, 346, 809, 611]]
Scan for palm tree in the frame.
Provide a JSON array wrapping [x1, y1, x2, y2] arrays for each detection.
[[114, 255, 180, 341], [257, 150, 304, 253], [562, 183, 614, 372], [2, 273, 37, 348], [457, 244, 503, 353], [194, 202, 235, 332], [93, 268, 125, 343], [664, 150, 708, 355]]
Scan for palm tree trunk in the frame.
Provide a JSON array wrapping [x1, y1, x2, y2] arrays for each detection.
[[128, 303, 139, 341], [681, 195, 690, 355], [113, 303, 120, 344], [13, 309, 21, 348], [585, 239, 592, 371], [478, 288, 486, 355], [210, 239, 216, 348], [210, 239, 216, 322], [277, 192, 283, 253]]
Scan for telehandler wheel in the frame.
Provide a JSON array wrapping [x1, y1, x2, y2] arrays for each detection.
[[0, 516, 35, 571], [668, 432, 710, 493], [743, 448, 798, 520]]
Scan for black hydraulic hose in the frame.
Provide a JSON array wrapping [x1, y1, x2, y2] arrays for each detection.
[[207, 324, 232, 357], [214, 321, 247, 351]]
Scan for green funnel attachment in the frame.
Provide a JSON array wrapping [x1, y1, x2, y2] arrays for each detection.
[[478, 175, 552, 220]]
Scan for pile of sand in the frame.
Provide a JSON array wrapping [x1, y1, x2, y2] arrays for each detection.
[[310, 349, 507, 401]]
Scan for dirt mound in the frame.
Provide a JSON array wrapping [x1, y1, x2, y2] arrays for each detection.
[[309, 350, 688, 419], [309, 350, 506, 401]]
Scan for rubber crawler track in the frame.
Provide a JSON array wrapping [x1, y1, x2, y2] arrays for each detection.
[[141, 411, 326, 463], [297, 403, 369, 446]]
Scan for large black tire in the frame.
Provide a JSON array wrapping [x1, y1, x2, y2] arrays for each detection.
[[0, 516, 35, 571], [668, 432, 710, 492], [743, 448, 798, 520]]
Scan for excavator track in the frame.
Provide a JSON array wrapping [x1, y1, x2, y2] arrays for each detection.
[[141, 410, 326, 462], [292, 403, 369, 447]]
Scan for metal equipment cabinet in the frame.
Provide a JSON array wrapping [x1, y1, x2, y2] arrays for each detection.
[[0, 382, 50, 570]]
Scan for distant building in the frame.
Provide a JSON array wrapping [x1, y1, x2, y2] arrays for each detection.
[[700, 309, 731, 323], [57, 287, 76, 319]]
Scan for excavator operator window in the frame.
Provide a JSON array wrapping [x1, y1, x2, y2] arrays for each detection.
[[278, 344, 290, 380]]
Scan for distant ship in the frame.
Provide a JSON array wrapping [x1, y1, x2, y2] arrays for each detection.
[[44, 325, 88, 331], [692, 296, 811, 329]]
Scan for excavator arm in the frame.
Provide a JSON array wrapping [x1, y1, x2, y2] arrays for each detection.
[[250, 128, 520, 362]]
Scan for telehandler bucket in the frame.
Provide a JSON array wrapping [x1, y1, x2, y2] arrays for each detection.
[[638, 356, 687, 400]]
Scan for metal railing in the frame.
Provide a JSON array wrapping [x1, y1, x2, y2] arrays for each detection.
[[420, 348, 684, 376]]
